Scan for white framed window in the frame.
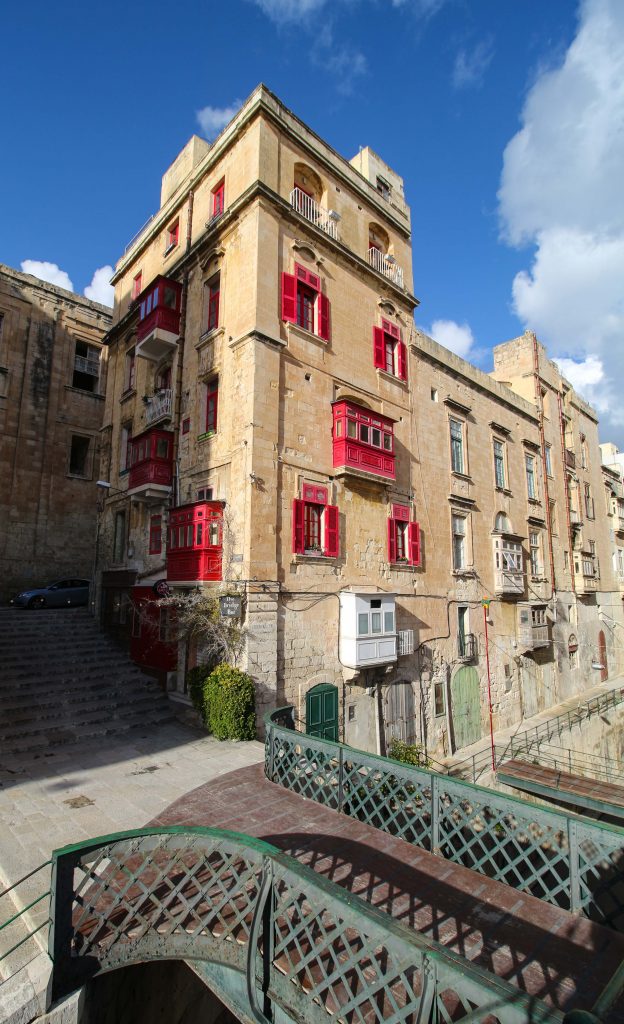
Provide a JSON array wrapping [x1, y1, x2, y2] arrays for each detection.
[[450, 418, 465, 475], [529, 530, 542, 576], [545, 445, 553, 477], [452, 513, 467, 570], [493, 438, 506, 489], [525, 453, 538, 500]]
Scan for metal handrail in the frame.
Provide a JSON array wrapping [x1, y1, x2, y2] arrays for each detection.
[[265, 706, 624, 934], [48, 825, 565, 1023], [0, 859, 51, 964], [450, 686, 624, 782]]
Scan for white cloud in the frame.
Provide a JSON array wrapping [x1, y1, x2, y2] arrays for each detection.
[[452, 38, 494, 89], [312, 25, 367, 95], [84, 266, 114, 306], [196, 101, 242, 140], [21, 260, 74, 292], [428, 319, 476, 360], [498, 0, 624, 442], [247, 0, 327, 24]]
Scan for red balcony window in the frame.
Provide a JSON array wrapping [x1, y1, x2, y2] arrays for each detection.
[[136, 276, 182, 344], [128, 427, 173, 492], [387, 503, 421, 566], [212, 180, 225, 219], [167, 501, 224, 583], [373, 318, 407, 381], [332, 400, 395, 481]]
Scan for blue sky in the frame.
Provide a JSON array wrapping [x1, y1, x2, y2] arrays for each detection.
[[2, 1, 623, 445]]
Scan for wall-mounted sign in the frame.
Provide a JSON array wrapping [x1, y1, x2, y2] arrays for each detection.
[[153, 579, 171, 597], [220, 595, 241, 618]]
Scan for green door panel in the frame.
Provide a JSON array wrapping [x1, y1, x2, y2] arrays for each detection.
[[451, 667, 481, 750], [306, 683, 338, 741]]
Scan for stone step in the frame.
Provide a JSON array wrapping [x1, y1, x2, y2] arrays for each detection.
[[2, 657, 148, 676], [0, 667, 151, 689], [1, 711, 176, 756], [0, 689, 164, 728], [1, 704, 175, 745], [0, 676, 160, 705]]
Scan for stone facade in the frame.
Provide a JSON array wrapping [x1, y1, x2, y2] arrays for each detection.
[[96, 85, 623, 756], [0, 264, 111, 601]]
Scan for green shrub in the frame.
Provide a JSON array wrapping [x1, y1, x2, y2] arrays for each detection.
[[388, 738, 431, 769], [204, 663, 256, 740], [186, 665, 212, 725]]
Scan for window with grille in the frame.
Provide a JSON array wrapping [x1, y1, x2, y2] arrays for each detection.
[[397, 629, 414, 656]]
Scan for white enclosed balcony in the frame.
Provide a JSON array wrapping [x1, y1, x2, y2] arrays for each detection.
[[367, 247, 404, 288], [74, 353, 99, 377], [339, 590, 397, 670], [144, 389, 173, 425], [493, 536, 524, 596], [290, 188, 339, 240]]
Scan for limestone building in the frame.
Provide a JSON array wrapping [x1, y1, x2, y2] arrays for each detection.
[[96, 86, 622, 757], [0, 264, 111, 602]]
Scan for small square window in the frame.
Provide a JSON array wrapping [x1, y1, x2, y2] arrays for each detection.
[[132, 272, 142, 299], [166, 221, 179, 252]]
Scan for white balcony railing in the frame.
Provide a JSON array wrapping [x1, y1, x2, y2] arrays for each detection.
[[368, 247, 404, 288], [74, 354, 99, 377], [144, 389, 173, 425], [290, 188, 339, 240]]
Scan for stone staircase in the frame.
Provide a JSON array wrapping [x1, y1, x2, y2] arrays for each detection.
[[0, 608, 175, 756]]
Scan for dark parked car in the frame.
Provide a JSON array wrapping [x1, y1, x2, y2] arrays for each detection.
[[10, 579, 90, 609]]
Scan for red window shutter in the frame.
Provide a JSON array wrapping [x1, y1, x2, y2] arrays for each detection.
[[281, 273, 297, 323], [295, 263, 320, 291], [373, 327, 385, 369], [398, 340, 408, 381], [292, 499, 305, 554], [324, 505, 339, 557], [408, 522, 421, 566], [391, 503, 409, 521], [318, 294, 331, 341], [388, 518, 397, 563]]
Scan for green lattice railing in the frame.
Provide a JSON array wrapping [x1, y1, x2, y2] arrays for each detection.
[[265, 707, 624, 932], [48, 826, 564, 1024]]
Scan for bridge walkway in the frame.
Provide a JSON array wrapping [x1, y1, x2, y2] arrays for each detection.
[[150, 762, 624, 1022], [497, 759, 624, 820]]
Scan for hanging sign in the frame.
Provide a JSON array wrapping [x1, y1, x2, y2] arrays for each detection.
[[220, 595, 241, 618]]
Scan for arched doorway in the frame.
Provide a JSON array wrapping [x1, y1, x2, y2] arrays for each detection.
[[599, 630, 608, 682], [306, 683, 338, 741], [451, 667, 481, 750]]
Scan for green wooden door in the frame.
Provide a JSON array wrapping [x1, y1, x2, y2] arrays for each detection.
[[306, 683, 339, 741], [450, 667, 481, 750]]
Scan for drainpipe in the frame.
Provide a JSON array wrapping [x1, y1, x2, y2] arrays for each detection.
[[558, 390, 576, 595], [171, 189, 194, 508], [532, 334, 556, 596]]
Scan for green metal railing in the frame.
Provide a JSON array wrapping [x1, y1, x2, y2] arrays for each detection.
[[265, 707, 624, 933], [501, 739, 624, 787], [48, 825, 566, 1024], [450, 686, 624, 783], [0, 861, 50, 966]]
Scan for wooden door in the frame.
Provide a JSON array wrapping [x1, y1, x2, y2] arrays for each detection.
[[451, 667, 481, 750], [384, 681, 417, 746], [306, 684, 339, 741]]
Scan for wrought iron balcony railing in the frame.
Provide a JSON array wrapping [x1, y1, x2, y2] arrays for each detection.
[[144, 388, 173, 425], [290, 188, 339, 240], [367, 246, 404, 287], [457, 631, 477, 661], [73, 354, 99, 377]]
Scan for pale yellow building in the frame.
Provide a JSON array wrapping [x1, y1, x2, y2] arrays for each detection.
[[97, 86, 622, 757], [0, 264, 111, 601]]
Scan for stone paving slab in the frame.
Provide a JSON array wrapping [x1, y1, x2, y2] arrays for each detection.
[[0, 723, 264, 980], [152, 762, 624, 1021]]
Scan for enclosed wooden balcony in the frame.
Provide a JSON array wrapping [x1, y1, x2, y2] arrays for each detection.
[[135, 276, 182, 362], [167, 501, 224, 584], [332, 400, 395, 483], [128, 427, 173, 498]]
